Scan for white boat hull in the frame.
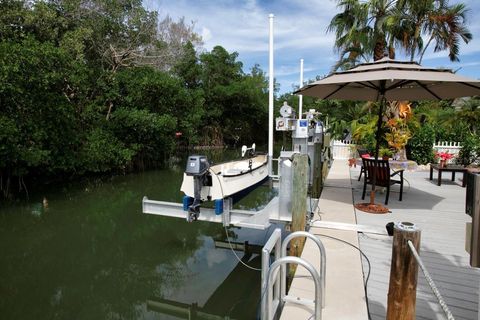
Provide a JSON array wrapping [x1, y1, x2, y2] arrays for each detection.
[[180, 154, 268, 201]]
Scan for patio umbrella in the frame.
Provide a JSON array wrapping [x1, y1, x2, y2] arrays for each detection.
[[295, 57, 480, 211]]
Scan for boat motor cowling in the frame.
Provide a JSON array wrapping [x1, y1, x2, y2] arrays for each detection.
[[185, 155, 210, 176], [185, 155, 210, 222]]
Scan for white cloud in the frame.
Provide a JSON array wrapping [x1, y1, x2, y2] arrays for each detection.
[[201, 26, 212, 42], [144, 0, 480, 93]]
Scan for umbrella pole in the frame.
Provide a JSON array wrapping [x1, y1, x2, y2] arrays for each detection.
[[370, 94, 386, 205]]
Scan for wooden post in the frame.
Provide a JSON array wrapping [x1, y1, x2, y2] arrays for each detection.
[[289, 153, 308, 258], [311, 143, 323, 198], [386, 222, 421, 320]]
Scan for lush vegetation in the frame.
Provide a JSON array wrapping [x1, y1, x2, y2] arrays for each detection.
[[327, 0, 472, 70], [0, 0, 269, 197], [290, 0, 480, 165], [2, 0, 479, 198]]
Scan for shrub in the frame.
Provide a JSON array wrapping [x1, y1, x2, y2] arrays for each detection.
[[408, 123, 435, 165], [458, 134, 480, 165], [379, 147, 394, 158]]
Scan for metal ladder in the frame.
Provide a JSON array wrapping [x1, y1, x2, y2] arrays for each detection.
[[260, 228, 326, 320]]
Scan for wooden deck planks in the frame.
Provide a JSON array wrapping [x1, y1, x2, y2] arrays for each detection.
[[352, 168, 480, 320]]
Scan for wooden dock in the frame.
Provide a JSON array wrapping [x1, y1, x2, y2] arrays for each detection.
[[350, 165, 480, 320], [280, 160, 479, 319], [280, 160, 369, 319]]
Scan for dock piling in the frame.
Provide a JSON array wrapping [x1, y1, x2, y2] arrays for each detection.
[[386, 222, 421, 320], [290, 154, 308, 258]]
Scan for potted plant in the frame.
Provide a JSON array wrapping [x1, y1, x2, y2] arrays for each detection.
[[435, 151, 455, 167], [379, 148, 394, 160]]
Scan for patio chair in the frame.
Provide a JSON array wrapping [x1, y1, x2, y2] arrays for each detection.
[[361, 158, 404, 205], [357, 148, 370, 181]]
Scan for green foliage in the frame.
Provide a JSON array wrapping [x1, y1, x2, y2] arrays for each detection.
[[328, 0, 472, 69], [379, 148, 394, 158], [458, 134, 480, 165], [351, 116, 378, 154], [407, 123, 436, 165], [0, 1, 270, 197], [79, 128, 136, 173], [108, 107, 177, 165]]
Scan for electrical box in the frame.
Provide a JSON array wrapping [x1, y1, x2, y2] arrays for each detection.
[[293, 119, 309, 138], [315, 121, 324, 134], [276, 117, 295, 131], [465, 171, 480, 267]]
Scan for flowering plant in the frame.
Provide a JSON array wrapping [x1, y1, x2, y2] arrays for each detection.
[[435, 151, 455, 161]]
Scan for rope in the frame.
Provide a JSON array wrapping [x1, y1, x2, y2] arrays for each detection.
[[209, 167, 262, 272], [407, 240, 455, 320], [223, 225, 262, 271]]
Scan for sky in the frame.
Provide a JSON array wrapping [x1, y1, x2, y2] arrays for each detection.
[[143, 0, 480, 95]]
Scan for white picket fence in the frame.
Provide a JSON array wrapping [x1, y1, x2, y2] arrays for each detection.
[[331, 140, 356, 160], [331, 140, 462, 161]]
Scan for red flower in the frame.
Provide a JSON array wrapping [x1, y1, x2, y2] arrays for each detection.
[[435, 151, 454, 161]]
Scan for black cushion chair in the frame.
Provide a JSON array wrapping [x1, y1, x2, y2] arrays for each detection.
[[361, 158, 404, 205], [357, 148, 370, 181]]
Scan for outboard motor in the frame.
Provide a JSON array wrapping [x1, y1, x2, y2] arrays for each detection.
[[185, 155, 210, 222]]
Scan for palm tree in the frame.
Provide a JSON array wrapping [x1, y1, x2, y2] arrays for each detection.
[[327, 0, 371, 70], [368, 0, 397, 61], [418, 1, 472, 63], [328, 0, 472, 68], [454, 97, 480, 135], [328, 0, 401, 69]]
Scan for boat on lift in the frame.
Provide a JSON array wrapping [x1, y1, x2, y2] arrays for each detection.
[[180, 144, 268, 221]]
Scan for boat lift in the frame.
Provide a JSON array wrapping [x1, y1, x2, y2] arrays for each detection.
[[142, 196, 291, 230], [141, 107, 326, 230], [142, 12, 328, 230]]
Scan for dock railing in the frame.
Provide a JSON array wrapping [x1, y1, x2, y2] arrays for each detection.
[[261, 229, 325, 320], [261, 228, 282, 319], [387, 222, 455, 320], [407, 240, 455, 320], [280, 231, 326, 308]]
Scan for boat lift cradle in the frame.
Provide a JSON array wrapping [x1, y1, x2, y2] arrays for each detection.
[[142, 195, 293, 230]]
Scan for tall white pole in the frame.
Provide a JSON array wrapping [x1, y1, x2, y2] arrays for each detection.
[[268, 13, 274, 176], [299, 58, 304, 119]]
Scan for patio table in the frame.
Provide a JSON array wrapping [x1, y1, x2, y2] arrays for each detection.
[[429, 164, 467, 187], [356, 158, 418, 171]]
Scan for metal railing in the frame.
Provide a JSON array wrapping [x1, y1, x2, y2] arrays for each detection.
[[261, 228, 282, 320], [266, 257, 322, 320], [261, 229, 325, 320], [281, 231, 326, 307], [407, 240, 455, 320]]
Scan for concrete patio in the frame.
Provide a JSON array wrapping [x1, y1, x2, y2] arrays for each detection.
[[280, 160, 480, 319]]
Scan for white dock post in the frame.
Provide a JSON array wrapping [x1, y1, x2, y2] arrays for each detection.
[[268, 13, 274, 176], [299, 58, 304, 119]]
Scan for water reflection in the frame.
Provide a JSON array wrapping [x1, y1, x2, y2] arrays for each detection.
[[0, 150, 281, 320], [147, 228, 266, 320]]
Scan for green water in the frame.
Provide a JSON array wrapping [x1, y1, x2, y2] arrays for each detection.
[[0, 153, 280, 320]]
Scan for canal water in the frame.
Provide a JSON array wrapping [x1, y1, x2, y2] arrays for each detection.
[[0, 151, 282, 320]]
